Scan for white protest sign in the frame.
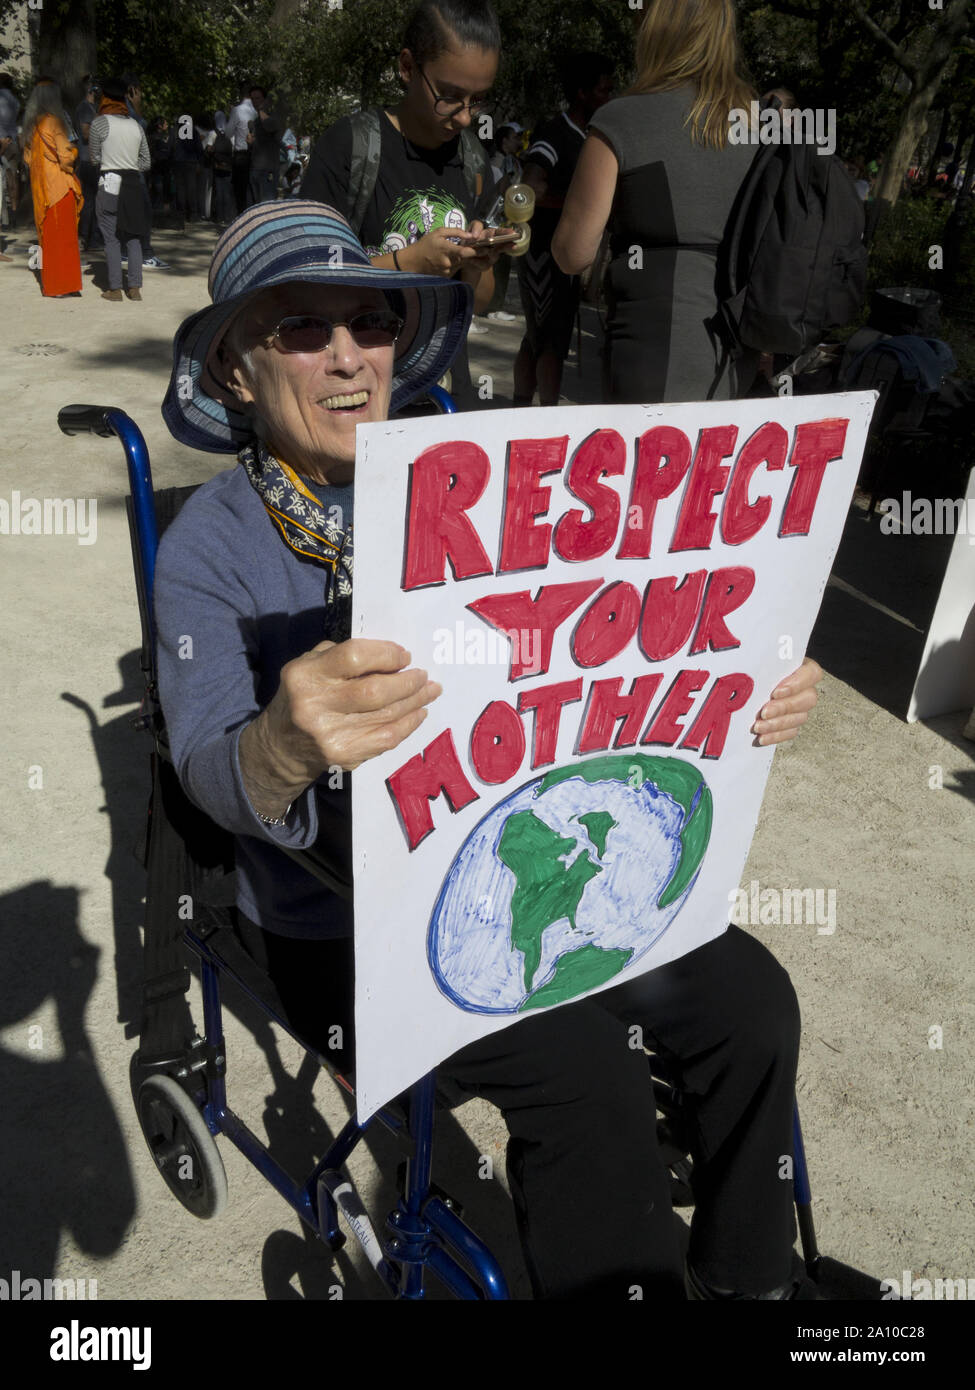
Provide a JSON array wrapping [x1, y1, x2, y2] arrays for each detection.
[[907, 466, 975, 722], [351, 394, 875, 1120]]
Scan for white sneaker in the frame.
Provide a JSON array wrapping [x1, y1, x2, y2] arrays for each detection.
[[468, 319, 490, 335], [486, 310, 517, 321]]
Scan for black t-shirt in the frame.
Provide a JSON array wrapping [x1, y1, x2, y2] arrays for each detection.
[[250, 112, 282, 171], [523, 111, 587, 204], [302, 109, 474, 255]]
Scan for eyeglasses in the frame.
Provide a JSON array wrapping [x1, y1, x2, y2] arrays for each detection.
[[262, 311, 404, 353], [416, 64, 494, 118]]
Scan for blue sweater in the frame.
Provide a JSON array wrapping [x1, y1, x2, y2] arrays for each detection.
[[154, 461, 356, 938]]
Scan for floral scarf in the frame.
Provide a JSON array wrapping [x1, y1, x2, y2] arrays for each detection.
[[239, 439, 353, 642]]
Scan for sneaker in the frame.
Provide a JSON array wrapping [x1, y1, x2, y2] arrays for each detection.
[[142, 256, 170, 270], [101, 289, 123, 301], [468, 319, 489, 335], [486, 310, 517, 321]]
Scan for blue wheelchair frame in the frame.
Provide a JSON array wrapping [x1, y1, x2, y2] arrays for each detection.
[[58, 396, 823, 1301]]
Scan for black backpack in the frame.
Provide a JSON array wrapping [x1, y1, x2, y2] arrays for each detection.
[[210, 131, 233, 172], [710, 141, 868, 383], [346, 106, 491, 237]]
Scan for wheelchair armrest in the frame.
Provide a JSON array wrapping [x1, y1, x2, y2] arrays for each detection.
[[57, 404, 119, 438]]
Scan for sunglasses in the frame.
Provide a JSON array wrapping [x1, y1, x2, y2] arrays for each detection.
[[262, 311, 404, 353]]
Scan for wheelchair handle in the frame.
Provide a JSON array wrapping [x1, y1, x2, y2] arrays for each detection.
[[57, 404, 122, 438], [57, 404, 159, 646]]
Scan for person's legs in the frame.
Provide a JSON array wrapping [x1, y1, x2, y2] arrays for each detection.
[[442, 1002, 684, 1300], [126, 237, 143, 289], [485, 252, 512, 314], [95, 190, 123, 291], [533, 271, 578, 405], [138, 174, 156, 262], [232, 152, 250, 213], [214, 170, 235, 225], [597, 925, 801, 1296], [232, 912, 683, 1299], [78, 162, 100, 248], [514, 260, 540, 403]]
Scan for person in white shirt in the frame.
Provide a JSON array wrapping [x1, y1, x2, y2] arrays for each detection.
[[88, 76, 151, 300], [226, 86, 259, 214]]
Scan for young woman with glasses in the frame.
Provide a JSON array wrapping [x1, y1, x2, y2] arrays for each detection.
[[301, 0, 510, 406]]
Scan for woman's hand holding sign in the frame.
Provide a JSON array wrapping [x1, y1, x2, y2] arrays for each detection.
[[240, 639, 442, 820], [752, 657, 822, 746], [240, 642, 822, 821]]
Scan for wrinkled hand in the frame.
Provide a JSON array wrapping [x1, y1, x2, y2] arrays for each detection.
[[751, 657, 822, 746], [240, 640, 441, 817]]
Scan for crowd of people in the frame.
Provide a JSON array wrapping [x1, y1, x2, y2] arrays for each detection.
[[0, 72, 310, 296]]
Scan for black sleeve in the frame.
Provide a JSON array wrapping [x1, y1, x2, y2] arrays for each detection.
[[522, 117, 563, 174], [301, 117, 354, 219]]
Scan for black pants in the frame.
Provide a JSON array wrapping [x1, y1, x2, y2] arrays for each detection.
[[212, 169, 235, 225], [232, 151, 250, 215], [78, 161, 100, 247], [172, 162, 199, 220], [234, 915, 798, 1299]]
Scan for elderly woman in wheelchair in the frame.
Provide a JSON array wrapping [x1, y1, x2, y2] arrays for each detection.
[[150, 200, 823, 1300]]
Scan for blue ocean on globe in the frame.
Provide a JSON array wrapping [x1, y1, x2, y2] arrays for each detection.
[[427, 755, 712, 1015]]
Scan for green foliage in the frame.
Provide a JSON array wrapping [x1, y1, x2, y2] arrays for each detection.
[[271, 0, 636, 137], [867, 192, 975, 377], [96, 0, 277, 121], [270, 0, 412, 134]]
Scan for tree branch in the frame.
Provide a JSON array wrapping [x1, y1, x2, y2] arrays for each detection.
[[850, 2, 918, 80]]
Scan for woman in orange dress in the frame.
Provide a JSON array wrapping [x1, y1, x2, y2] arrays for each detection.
[[22, 79, 82, 296]]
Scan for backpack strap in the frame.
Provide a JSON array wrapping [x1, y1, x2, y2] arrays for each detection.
[[459, 126, 491, 216], [348, 106, 383, 238], [349, 110, 489, 233]]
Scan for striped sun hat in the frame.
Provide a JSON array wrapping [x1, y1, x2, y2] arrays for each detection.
[[162, 200, 473, 453]]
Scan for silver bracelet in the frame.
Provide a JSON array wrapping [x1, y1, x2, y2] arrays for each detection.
[[257, 803, 292, 827]]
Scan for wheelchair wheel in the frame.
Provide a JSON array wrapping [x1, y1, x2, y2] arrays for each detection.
[[137, 1074, 228, 1219]]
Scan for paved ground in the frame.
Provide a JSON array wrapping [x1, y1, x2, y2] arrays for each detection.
[[1, 219, 973, 1310]]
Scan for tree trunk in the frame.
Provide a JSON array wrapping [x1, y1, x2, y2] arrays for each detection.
[[863, 0, 972, 213], [926, 105, 951, 185], [35, 0, 97, 110], [962, 125, 975, 189], [876, 86, 942, 208]]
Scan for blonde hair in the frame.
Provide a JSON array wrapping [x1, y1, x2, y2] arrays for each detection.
[[629, 0, 756, 149]]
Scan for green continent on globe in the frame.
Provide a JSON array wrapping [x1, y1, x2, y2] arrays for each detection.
[[519, 943, 634, 1012], [497, 810, 603, 993], [538, 755, 712, 910], [576, 810, 616, 858]]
